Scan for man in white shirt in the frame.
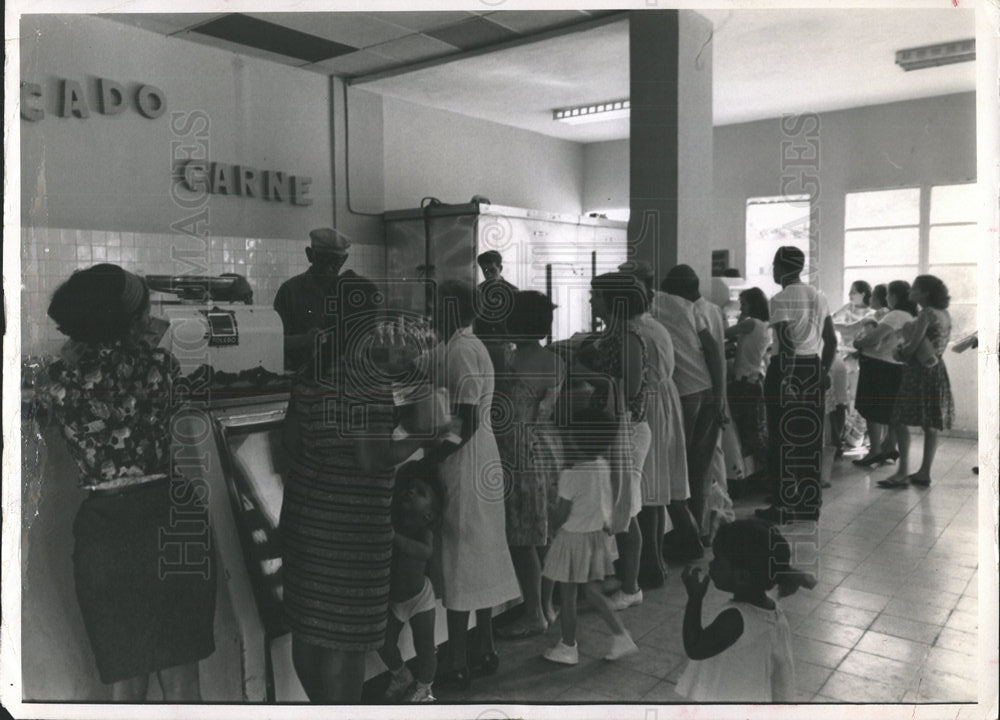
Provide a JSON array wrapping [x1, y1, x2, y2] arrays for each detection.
[[754, 246, 837, 524]]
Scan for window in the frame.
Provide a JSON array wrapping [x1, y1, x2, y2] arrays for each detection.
[[843, 183, 977, 337], [745, 195, 811, 298]]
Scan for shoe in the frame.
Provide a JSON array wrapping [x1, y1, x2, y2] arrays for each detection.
[[434, 666, 471, 691], [407, 683, 435, 702], [605, 632, 639, 661], [852, 454, 882, 467], [877, 476, 909, 489], [908, 474, 931, 487], [384, 665, 414, 701], [542, 640, 579, 665], [610, 589, 643, 611], [468, 650, 499, 676], [496, 620, 547, 640], [883, 450, 900, 463]]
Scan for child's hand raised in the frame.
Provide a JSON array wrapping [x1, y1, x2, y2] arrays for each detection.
[[681, 566, 710, 600]]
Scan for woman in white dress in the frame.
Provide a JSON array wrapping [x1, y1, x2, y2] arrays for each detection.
[[427, 281, 520, 690]]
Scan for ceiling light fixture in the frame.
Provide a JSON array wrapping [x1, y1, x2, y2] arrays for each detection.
[[553, 99, 630, 124], [895, 39, 975, 71]]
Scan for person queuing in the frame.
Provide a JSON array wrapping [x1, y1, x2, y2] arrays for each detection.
[[42, 264, 216, 702], [852, 280, 918, 467], [273, 227, 351, 370], [474, 250, 519, 374], [878, 275, 955, 489], [493, 291, 565, 638], [724, 288, 772, 476], [280, 273, 449, 703], [754, 246, 837, 524], [652, 269, 726, 560], [618, 261, 689, 589], [425, 281, 520, 690]]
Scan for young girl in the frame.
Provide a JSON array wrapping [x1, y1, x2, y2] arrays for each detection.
[[725, 287, 771, 473], [541, 408, 639, 665], [379, 460, 445, 702], [677, 519, 816, 702]]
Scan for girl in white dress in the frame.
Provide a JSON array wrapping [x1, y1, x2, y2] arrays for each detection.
[[677, 519, 816, 702]]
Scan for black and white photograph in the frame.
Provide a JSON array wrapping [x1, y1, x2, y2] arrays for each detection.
[[3, 1, 998, 718]]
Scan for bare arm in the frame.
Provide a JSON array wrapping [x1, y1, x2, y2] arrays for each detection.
[[724, 318, 755, 340], [680, 567, 744, 660], [896, 312, 931, 358], [821, 316, 838, 374], [393, 528, 434, 560], [550, 497, 572, 532], [426, 403, 478, 464], [853, 322, 894, 351], [698, 328, 727, 415]]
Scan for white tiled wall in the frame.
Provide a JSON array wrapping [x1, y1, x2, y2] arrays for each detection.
[[21, 227, 386, 358]]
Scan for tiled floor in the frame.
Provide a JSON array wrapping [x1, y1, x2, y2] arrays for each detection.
[[435, 436, 981, 704]]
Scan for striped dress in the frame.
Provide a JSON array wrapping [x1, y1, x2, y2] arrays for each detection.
[[279, 361, 396, 651]]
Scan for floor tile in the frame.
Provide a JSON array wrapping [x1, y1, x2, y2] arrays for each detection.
[[910, 668, 978, 702], [794, 618, 865, 648], [838, 649, 921, 688], [580, 661, 661, 698], [869, 613, 942, 645], [954, 595, 977, 615], [854, 630, 931, 664], [825, 586, 892, 612], [641, 679, 686, 702], [922, 646, 977, 677], [944, 610, 978, 634], [810, 601, 878, 629], [882, 598, 953, 626], [933, 627, 977, 655], [555, 686, 616, 702], [795, 660, 834, 695], [791, 636, 852, 669], [819, 669, 907, 703]]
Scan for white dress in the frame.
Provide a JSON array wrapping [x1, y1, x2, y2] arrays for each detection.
[[631, 315, 689, 506], [676, 601, 795, 702], [430, 326, 521, 612]]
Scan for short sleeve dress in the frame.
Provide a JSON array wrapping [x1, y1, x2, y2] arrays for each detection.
[[891, 307, 955, 430], [42, 339, 216, 684], [280, 358, 397, 651]]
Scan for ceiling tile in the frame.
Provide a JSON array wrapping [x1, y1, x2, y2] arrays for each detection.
[[481, 10, 590, 35], [366, 33, 458, 63], [424, 17, 520, 52], [307, 50, 398, 78], [243, 12, 412, 49], [193, 14, 357, 63], [179, 30, 308, 68], [371, 11, 477, 33], [98, 14, 225, 36]]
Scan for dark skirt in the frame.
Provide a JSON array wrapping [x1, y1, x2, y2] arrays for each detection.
[[72, 477, 216, 684], [891, 361, 955, 431], [855, 355, 904, 425]]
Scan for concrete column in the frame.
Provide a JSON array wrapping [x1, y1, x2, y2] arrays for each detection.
[[628, 10, 713, 288]]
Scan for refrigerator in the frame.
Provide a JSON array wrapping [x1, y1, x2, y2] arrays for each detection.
[[384, 202, 628, 342]]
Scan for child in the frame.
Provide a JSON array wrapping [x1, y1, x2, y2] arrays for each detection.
[[725, 287, 771, 474], [379, 459, 445, 702], [676, 519, 816, 702], [541, 408, 639, 665]]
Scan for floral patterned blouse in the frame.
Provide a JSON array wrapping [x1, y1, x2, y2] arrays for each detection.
[[42, 339, 180, 488], [593, 326, 650, 423]]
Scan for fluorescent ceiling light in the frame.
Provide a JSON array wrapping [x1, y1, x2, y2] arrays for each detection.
[[895, 39, 975, 71], [554, 99, 630, 124]]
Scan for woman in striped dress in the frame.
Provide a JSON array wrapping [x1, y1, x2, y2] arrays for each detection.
[[280, 274, 446, 703]]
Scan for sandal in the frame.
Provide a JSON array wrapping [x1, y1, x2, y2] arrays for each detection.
[[877, 477, 910, 489], [908, 474, 931, 487], [496, 621, 547, 640]]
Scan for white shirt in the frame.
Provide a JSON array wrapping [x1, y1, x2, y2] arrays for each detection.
[[676, 601, 795, 702], [769, 283, 830, 357], [860, 309, 913, 364], [733, 319, 772, 380], [557, 457, 612, 533], [650, 291, 712, 396]]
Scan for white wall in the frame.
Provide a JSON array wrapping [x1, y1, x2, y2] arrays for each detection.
[[583, 139, 629, 212], [381, 95, 585, 214]]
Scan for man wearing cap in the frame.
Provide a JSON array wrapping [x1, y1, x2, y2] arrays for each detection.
[[274, 228, 351, 370], [474, 250, 518, 373]]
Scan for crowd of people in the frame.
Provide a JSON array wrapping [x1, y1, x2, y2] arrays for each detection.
[[34, 228, 959, 704]]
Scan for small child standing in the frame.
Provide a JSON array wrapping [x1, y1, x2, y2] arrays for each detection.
[[676, 519, 816, 702], [379, 460, 445, 702], [541, 408, 639, 665]]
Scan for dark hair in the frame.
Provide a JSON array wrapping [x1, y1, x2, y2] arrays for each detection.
[[507, 290, 556, 341], [394, 458, 446, 525], [871, 284, 888, 309], [661, 264, 700, 299], [721, 268, 742, 278], [887, 280, 918, 316], [561, 406, 618, 464], [773, 246, 805, 274], [477, 250, 503, 268], [850, 280, 872, 307], [712, 519, 815, 597], [913, 274, 950, 310], [437, 280, 476, 327], [48, 264, 149, 343], [738, 287, 770, 322], [591, 272, 649, 319]]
